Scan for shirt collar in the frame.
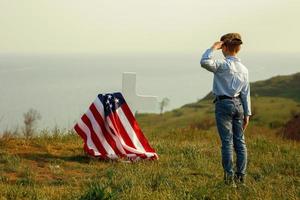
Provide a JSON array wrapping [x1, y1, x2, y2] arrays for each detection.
[[226, 56, 241, 62]]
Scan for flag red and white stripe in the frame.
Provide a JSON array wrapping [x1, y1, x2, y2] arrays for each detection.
[[74, 92, 158, 160]]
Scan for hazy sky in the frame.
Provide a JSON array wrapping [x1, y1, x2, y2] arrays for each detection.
[[0, 0, 299, 54]]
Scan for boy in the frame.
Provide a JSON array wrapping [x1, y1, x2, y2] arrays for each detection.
[[200, 33, 251, 187]]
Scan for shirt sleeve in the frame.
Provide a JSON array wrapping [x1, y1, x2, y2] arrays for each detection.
[[200, 48, 225, 73], [240, 73, 252, 116]]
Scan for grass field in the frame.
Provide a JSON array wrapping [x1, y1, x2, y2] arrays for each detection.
[[0, 95, 299, 200]]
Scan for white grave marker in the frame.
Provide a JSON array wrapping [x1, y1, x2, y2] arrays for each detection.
[[122, 72, 158, 114]]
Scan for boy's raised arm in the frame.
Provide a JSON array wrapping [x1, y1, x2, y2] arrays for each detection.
[[200, 41, 224, 73]]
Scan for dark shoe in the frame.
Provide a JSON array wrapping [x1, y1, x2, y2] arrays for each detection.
[[234, 174, 246, 186], [224, 173, 237, 188]]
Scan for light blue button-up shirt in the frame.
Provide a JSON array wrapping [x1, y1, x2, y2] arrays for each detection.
[[200, 48, 251, 116]]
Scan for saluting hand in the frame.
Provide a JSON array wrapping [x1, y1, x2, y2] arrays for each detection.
[[211, 41, 224, 50]]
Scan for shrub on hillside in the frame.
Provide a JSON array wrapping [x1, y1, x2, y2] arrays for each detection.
[[172, 109, 183, 117], [22, 109, 41, 139], [282, 113, 300, 141]]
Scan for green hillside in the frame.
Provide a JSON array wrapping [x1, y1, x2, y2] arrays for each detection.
[[0, 73, 300, 200], [251, 72, 300, 101], [202, 72, 300, 102]]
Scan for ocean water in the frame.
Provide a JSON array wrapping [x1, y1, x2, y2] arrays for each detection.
[[0, 52, 299, 131]]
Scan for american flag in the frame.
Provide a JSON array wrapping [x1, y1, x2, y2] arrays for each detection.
[[74, 92, 158, 160]]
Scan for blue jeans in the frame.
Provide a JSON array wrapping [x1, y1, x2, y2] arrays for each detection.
[[215, 98, 247, 177]]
